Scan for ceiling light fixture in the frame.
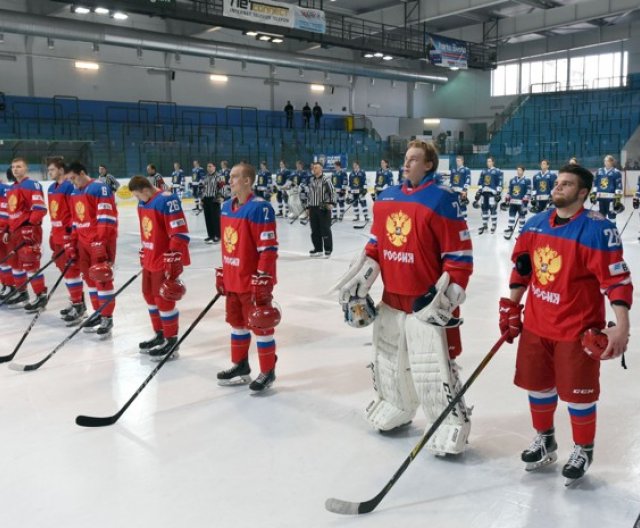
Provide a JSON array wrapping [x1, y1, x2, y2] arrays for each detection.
[[373, 52, 384, 58], [94, 7, 109, 15], [244, 31, 258, 37], [310, 84, 325, 93], [363, 52, 374, 58], [112, 12, 128, 20], [258, 35, 272, 41], [75, 61, 100, 70], [382, 55, 393, 61], [271, 38, 284, 44], [210, 74, 229, 83], [72, 6, 90, 14]]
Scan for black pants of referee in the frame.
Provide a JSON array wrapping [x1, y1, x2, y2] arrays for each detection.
[[309, 206, 333, 253], [202, 196, 221, 240]]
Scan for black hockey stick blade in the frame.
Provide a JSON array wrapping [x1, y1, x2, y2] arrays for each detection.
[[0, 259, 71, 364], [633, 510, 640, 528], [353, 221, 369, 230], [8, 270, 141, 372], [325, 332, 509, 515], [75, 293, 222, 428]]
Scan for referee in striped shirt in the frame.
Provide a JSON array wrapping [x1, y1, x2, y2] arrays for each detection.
[[202, 162, 223, 244], [307, 161, 337, 258]]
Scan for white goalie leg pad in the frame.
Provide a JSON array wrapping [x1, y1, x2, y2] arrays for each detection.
[[406, 316, 472, 455], [365, 303, 419, 431]]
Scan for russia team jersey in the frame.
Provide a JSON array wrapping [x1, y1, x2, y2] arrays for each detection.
[[5, 177, 47, 230], [593, 168, 623, 199], [478, 168, 503, 194], [69, 179, 118, 245], [532, 171, 556, 200], [349, 170, 367, 193], [331, 169, 348, 192], [48, 179, 75, 244], [507, 176, 531, 205], [510, 208, 633, 341], [0, 182, 9, 231], [220, 195, 278, 293], [365, 173, 473, 309], [449, 166, 471, 193]]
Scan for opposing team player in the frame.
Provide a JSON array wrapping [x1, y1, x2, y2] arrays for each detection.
[[499, 164, 632, 484], [46, 157, 85, 320], [274, 160, 290, 217], [0, 170, 14, 299], [591, 155, 623, 224], [219, 160, 232, 200], [215, 162, 280, 392], [331, 160, 348, 222], [531, 160, 556, 212], [397, 165, 405, 185], [129, 176, 190, 360], [473, 156, 503, 234], [634, 174, 640, 240], [374, 159, 393, 200], [171, 162, 185, 198], [348, 161, 369, 223], [255, 161, 273, 202], [502, 165, 531, 238], [335, 140, 474, 456], [289, 160, 310, 223], [191, 160, 206, 213], [449, 155, 471, 219], [1, 158, 48, 310], [64, 161, 118, 337]]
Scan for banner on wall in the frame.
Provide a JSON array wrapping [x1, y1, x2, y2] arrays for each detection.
[[313, 153, 348, 172], [223, 0, 326, 34], [425, 33, 468, 69]]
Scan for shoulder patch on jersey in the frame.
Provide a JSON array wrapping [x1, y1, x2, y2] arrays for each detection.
[[587, 210, 606, 220], [609, 261, 629, 276], [459, 229, 470, 241], [260, 230, 276, 241], [169, 218, 186, 229]]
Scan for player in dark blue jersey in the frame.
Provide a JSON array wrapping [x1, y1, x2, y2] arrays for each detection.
[[531, 160, 557, 212], [501, 165, 531, 238], [274, 160, 290, 217], [590, 155, 624, 224], [255, 161, 273, 203], [171, 162, 185, 199], [473, 156, 503, 234], [219, 160, 231, 200], [331, 160, 348, 222], [191, 160, 206, 213], [449, 155, 471, 219], [348, 161, 369, 222], [374, 159, 394, 200]]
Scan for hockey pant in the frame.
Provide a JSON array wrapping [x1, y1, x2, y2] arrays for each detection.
[[226, 292, 276, 373], [0, 239, 14, 288], [480, 193, 498, 228], [7, 227, 46, 295], [276, 189, 289, 215], [142, 269, 179, 339], [78, 239, 116, 317], [365, 303, 471, 455], [50, 239, 83, 304], [507, 204, 527, 233], [597, 198, 616, 222], [350, 192, 369, 220], [332, 191, 346, 220]]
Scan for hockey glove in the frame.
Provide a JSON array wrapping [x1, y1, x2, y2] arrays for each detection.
[[633, 197, 639, 210], [90, 241, 109, 264], [19, 225, 36, 245], [498, 297, 523, 343], [474, 190, 482, 202], [413, 272, 465, 327], [499, 202, 509, 212], [247, 274, 281, 331], [589, 192, 597, 204], [337, 256, 380, 306], [215, 267, 225, 296], [496, 194, 502, 204], [63, 235, 78, 262], [613, 198, 625, 214], [139, 248, 145, 268], [163, 251, 183, 280]]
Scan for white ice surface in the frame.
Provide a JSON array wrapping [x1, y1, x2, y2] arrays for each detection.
[[0, 199, 639, 528]]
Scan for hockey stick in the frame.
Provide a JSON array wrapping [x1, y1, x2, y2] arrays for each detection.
[[633, 510, 640, 528], [0, 241, 26, 267], [325, 332, 509, 516], [75, 293, 222, 427], [9, 270, 142, 372], [0, 259, 72, 364], [353, 220, 370, 230], [0, 249, 64, 307], [503, 210, 524, 241], [618, 209, 635, 236]]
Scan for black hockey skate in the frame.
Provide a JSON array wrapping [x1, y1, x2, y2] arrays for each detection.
[[24, 292, 48, 313], [63, 302, 87, 326], [149, 336, 179, 362], [139, 331, 164, 353], [96, 316, 113, 339], [478, 225, 488, 235], [5, 289, 29, 308], [490, 225, 497, 234], [83, 312, 102, 332], [521, 428, 558, 471], [249, 368, 276, 393], [562, 444, 593, 486], [0, 285, 16, 301], [217, 358, 252, 386]]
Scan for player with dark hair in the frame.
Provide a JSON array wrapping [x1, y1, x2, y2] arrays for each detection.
[[473, 156, 503, 234], [348, 161, 369, 223], [502, 165, 531, 238], [129, 175, 190, 360], [274, 160, 290, 218], [590, 155, 624, 224], [449, 155, 471, 219], [215, 162, 280, 392], [499, 164, 632, 484], [374, 159, 393, 200], [331, 160, 348, 222], [531, 160, 557, 213]]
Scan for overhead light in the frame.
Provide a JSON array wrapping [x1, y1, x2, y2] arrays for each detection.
[[374, 52, 384, 58], [75, 61, 100, 70], [450, 66, 460, 71], [310, 84, 325, 93], [244, 31, 258, 36], [112, 12, 128, 20], [382, 55, 393, 61], [423, 118, 441, 126], [271, 38, 284, 44], [258, 35, 272, 41], [363, 52, 374, 58], [94, 7, 109, 15], [72, 6, 90, 14], [210, 74, 229, 83], [47, 38, 55, 50]]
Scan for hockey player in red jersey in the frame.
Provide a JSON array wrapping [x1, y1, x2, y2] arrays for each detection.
[[1, 158, 48, 310], [335, 140, 474, 456], [499, 164, 632, 484], [0, 169, 15, 299], [46, 157, 85, 322], [129, 175, 190, 360], [215, 162, 280, 393], [64, 161, 118, 337]]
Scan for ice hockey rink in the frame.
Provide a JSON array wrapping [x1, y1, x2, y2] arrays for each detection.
[[0, 197, 638, 528]]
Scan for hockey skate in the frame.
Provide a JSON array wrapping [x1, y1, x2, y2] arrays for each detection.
[[83, 312, 102, 332], [0, 285, 16, 301], [149, 336, 179, 362], [249, 368, 276, 393], [521, 428, 558, 471], [96, 316, 113, 339], [478, 225, 488, 235], [5, 289, 28, 308], [562, 444, 593, 486], [139, 331, 165, 353], [217, 358, 252, 386], [24, 292, 48, 313], [63, 302, 87, 326], [60, 302, 74, 317], [490, 225, 497, 234]]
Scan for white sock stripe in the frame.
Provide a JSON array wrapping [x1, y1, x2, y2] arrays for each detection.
[[159, 309, 178, 318], [147, 304, 158, 310], [231, 328, 250, 336], [98, 290, 115, 297], [567, 402, 597, 411], [255, 334, 275, 343], [528, 388, 558, 399]]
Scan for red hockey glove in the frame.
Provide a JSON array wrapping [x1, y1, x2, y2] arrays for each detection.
[[63, 235, 77, 262], [139, 248, 145, 268], [251, 274, 274, 306], [498, 297, 523, 343], [215, 267, 225, 296], [159, 278, 186, 302], [19, 225, 36, 245], [91, 241, 108, 264], [163, 251, 183, 280]]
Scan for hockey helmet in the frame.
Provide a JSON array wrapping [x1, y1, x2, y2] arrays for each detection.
[[159, 278, 186, 301], [248, 303, 282, 331], [88, 262, 114, 283], [343, 295, 377, 328], [581, 327, 609, 361], [17, 244, 41, 264]]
